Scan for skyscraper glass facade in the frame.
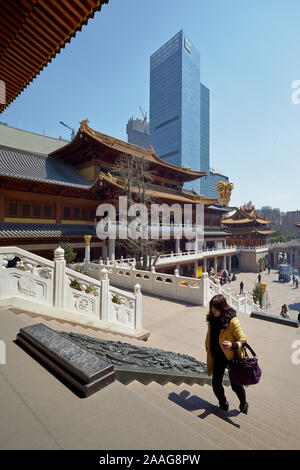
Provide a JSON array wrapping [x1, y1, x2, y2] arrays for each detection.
[[150, 31, 201, 192], [200, 83, 210, 196], [150, 30, 228, 198]]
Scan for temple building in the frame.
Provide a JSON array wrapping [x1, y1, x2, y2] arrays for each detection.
[[221, 202, 275, 247], [0, 120, 231, 262]]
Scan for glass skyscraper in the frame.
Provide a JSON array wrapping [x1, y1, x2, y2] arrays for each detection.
[[200, 83, 210, 196], [150, 30, 227, 198], [150, 30, 202, 193]]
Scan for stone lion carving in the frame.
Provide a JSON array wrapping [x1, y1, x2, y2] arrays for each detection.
[[217, 181, 234, 206]]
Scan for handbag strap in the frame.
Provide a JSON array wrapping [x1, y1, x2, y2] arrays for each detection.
[[233, 341, 257, 359]]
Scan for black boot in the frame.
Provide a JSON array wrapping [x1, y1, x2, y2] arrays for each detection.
[[219, 400, 229, 412], [239, 402, 249, 414]]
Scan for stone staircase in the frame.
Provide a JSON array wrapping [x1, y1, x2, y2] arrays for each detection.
[[6, 307, 300, 450], [127, 381, 300, 450]]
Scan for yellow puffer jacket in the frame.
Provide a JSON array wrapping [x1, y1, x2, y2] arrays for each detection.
[[205, 317, 247, 376]]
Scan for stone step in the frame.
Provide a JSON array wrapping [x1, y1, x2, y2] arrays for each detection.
[[243, 391, 300, 435], [151, 384, 284, 450], [243, 384, 300, 419], [128, 381, 221, 450], [128, 381, 248, 450], [191, 382, 300, 425], [146, 382, 271, 450], [194, 384, 299, 449], [250, 387, 300, 415], [179, 383, 300, 445]]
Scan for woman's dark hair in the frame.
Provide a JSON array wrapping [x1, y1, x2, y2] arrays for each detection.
[[206, 294, 236, 329]]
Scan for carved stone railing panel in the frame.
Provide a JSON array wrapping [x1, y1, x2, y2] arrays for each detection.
[[0, 248, 144, 336]]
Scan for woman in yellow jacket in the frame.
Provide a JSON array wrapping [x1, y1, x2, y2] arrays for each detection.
[[205, 294, 249, 414]]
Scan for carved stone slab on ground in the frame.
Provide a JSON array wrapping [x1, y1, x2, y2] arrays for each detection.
[[60, 331, 229, 387], [16, 323, 115, 397]]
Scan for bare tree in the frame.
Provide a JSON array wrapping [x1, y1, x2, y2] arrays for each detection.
[[112, 153, 163, 270]]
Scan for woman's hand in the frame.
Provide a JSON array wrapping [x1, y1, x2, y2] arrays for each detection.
[[222, 341, 232, 350]]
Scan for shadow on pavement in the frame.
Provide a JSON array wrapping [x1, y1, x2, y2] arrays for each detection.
[[167, 389, 240, 428]]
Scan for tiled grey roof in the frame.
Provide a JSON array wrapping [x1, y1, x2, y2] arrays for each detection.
[[0, 145, 92, 188], [204, 229, 231, 235], [0, 223, 96, 239]]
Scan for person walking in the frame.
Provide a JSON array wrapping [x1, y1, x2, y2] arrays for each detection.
[[239, 281, 244, 295], [292, 275, 295, 286], [258, 273, 261, 283], [280, 304, 290, 319], [296, 278, 299, 289], [205, 294, 249, 414]]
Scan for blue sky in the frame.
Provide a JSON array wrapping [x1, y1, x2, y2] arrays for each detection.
[[1, 0, 300, 211]]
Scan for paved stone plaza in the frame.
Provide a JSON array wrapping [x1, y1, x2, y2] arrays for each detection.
[[221, 269, 300, 320]]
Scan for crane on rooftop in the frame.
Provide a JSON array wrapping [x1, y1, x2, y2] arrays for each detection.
[[139, 106, 148, 123], [59, 121, 75, 140]]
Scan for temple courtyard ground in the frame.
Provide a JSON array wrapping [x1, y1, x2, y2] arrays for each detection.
[[0, 288, 300, 450], [221, 268, 300, 320]]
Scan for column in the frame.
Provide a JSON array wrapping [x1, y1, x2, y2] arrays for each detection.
[[109, 238, 115, 260], [53, 246, 66, 310], [102, 244, 108, 262], [175, 238, 180, 253], [194, 260, 198, 278], [203, 258, 207, 273], [228, 255, 232, 272], [214, 257, 218, 272], [200, 272, 209, 306], [222, 256, 226, 271], [0, 194, 4, 222], [134, 284, 142, 330], [84, 235, 91, 266], [99, 268, 109, 322]]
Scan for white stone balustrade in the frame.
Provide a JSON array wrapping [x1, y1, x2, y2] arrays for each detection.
[[207, 278, 265, 314], [0, 246, 145, 337], [112, 244, 268, 269], [83, 261, 207, 306]]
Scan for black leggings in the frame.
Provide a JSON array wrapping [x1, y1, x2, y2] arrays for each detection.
[[212, 353, 246, 406]]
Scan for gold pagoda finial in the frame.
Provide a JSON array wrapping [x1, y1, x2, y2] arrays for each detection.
[[217, 181, 234, 206]]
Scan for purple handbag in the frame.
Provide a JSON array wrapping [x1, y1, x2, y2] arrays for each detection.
[[228, 342, 262, 386]]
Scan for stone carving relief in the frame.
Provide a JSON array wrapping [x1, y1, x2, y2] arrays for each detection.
[[18, 276, 38, 297]]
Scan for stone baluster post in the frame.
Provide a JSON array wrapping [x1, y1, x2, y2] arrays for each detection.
[[53, 246, 66, 310], [99, 267, 109, 322], [134, 284, 142, 330], [200, 272, 209, 306], [84, 235, 91, 269]]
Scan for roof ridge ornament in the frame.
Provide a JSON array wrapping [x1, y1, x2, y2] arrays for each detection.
[[216, 181, 234, 206], [79, 119, 95, 136]]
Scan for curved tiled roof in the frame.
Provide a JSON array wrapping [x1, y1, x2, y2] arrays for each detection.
[[96, 172, 218, 205], [51, 120, 207, 182], [222, 206, 272, 225], [0, 223, 96, 239], [0, 1, 109, 112], [0, 145, 91, 188]]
